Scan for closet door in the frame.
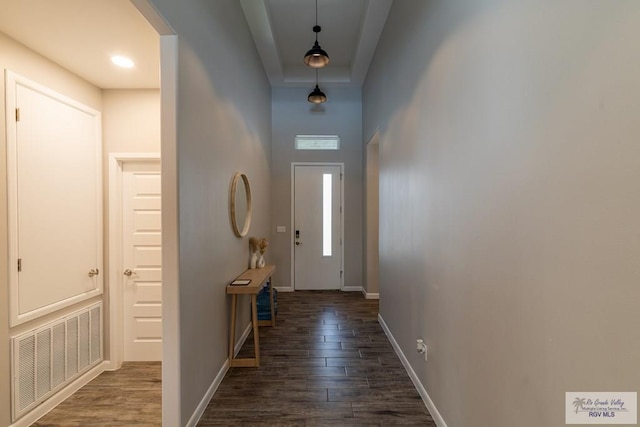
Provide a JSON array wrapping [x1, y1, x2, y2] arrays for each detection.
[[6, 71, 102, 326]]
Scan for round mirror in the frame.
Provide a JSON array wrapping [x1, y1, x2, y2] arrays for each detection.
[[230, 172, 252, 237]]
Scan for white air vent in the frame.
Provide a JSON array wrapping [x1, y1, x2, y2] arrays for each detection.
[[11, 303, 103, 421]]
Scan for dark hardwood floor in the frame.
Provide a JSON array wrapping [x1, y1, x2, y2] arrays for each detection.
[[199, 291, 435, 426], [32, 291, 434, 426]]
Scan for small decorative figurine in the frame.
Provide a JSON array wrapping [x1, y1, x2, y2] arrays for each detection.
[[249, 237, 268, 269]]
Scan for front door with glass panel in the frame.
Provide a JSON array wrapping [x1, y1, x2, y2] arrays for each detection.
[[293, 164, 342, 290]]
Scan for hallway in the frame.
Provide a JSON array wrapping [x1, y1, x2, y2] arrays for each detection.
[[33, 291, 434, 426]]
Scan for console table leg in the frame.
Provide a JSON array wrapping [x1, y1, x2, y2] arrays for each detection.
[[229, 294, 237, 363], [269, 278, 276, 327], [251, 294, 260, 366]]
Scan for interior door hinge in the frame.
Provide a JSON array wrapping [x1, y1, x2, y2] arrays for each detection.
[[340, 270, 343, 277], [17, 258, 22, 272], [15, 108, 20, 122]]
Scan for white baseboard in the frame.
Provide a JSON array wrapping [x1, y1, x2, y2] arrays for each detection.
[[378, 314, 448, 427], [103, 359, 122, 371], [274, 286, 293, 292], [341, 286, 363, 292], [10, 361, 107, 427], [361, 288, 380, 299], [186, 321, 252, 427], [185, 358, 229, 427]]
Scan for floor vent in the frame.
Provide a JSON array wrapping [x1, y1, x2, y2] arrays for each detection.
[[11, 302, 103, 422]]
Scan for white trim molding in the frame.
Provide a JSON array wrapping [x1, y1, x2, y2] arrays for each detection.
[[378, 314, 448, 427], [342, 286, 363, 293], [361, 289, 379, 300]]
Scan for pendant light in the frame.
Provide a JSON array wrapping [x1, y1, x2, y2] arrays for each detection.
[[308, 69, 327, 104], [303, 0, 330, 68]]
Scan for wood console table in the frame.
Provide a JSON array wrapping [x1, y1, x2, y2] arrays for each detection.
[[226, 265, 276, 367]]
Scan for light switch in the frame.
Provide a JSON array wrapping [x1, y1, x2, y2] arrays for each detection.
[[276, 226, 286, 233]]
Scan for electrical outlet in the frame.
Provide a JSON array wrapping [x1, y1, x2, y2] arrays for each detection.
[[416, 339, 428, 362]]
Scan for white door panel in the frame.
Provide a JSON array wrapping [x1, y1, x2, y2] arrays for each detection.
[[7, 72, 102, 325], [122, 161, 162, 361], [293, 165, 342, 290]]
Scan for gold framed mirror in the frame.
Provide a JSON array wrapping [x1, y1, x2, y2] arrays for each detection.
[[230, 172, 252, 237]]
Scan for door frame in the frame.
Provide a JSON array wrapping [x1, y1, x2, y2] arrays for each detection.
[[107, 153, 160, 370], [290, 162, 345, 291]]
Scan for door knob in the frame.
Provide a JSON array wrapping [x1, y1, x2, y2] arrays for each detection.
[[295, 241, 302, 246], [123, 269, 133, 277], [88, 268, 99, 277]]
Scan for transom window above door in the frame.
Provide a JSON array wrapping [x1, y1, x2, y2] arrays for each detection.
[[295, 135, 340, 150]]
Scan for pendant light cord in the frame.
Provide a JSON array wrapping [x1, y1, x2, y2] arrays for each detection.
[[315, 0, 319, 41]]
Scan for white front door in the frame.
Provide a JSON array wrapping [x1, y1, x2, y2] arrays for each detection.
[[122, 161, 162, 361], [293, 164, 342, 290]]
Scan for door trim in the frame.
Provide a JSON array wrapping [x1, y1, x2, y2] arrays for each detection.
[[107, 153, 160, 370], [290, 162, 345, 291]]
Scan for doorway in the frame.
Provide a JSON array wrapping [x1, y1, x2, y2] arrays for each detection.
[[292, 163, 344, 290], [108, 155, 162, 365]]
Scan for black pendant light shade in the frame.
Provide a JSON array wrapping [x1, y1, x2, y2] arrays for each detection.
[[304, 26, 330, 68], [307, 84, 327, 104], [304, 0, 330, 68]]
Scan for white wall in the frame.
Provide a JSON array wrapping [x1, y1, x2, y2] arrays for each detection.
[[0, 32, 103, 427], [102, 89, 160, 153], [271, 87, 363, 291], [364, 1, 640, 426], [145, 2, 272, 425]]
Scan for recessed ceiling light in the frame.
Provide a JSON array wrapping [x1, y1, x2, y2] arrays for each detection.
[[111, 55, 135, 68]]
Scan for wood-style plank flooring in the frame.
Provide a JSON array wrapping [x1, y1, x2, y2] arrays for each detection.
[[199, 291, 435, 426], [32, 291, 434, 426], [33, 362, 161, 427]]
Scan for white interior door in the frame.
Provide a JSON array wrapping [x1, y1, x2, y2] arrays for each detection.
[[7, 71, 102, 326], [293, 164, 342, 290], [122, 161, 162, 361]]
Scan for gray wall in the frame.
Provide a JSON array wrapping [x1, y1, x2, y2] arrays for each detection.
[[146, 1, 272, 425], [364, 1, 640, 426], [271, 87, 363, 291]]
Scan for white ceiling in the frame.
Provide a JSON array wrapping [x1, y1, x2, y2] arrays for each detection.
[[0, 0, 160, 89], [0, 0, 391, 90]]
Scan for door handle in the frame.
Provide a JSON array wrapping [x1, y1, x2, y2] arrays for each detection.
[[88, 268, 99, 277], [295, 241, 302, 246], [123, 269, 133, 277]]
